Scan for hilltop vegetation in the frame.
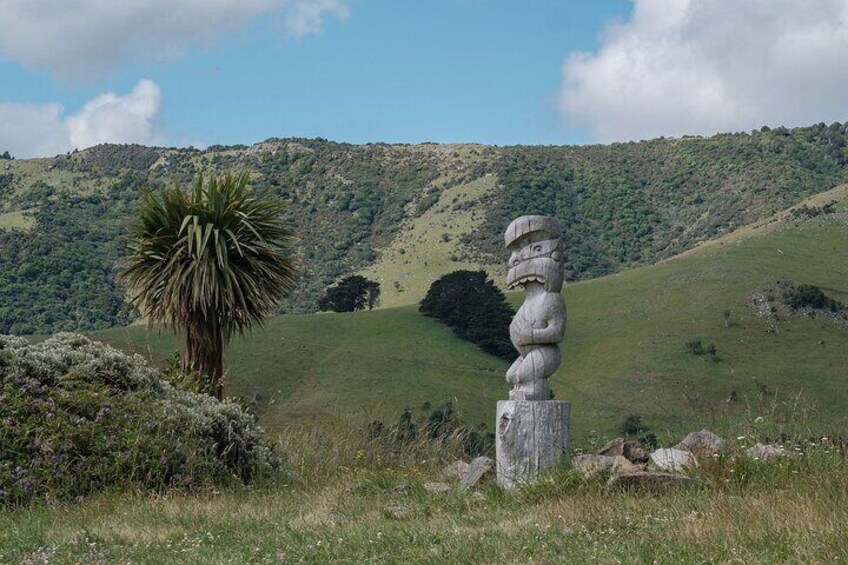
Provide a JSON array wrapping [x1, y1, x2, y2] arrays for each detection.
[[0, 175, 141, 334], [477, 123, 848, 279], [3, 123, 848, 334]]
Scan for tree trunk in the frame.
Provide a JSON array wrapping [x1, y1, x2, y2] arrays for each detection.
[[496, 400, 570, 490], [183, 323, 224, 399]]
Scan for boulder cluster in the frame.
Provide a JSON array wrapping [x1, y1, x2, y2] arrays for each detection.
[[573, 429, 789, 491], [424, 430, 791, 495]]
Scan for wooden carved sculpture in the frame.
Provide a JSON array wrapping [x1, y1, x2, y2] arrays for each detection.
[[504, 215, 566, 401]]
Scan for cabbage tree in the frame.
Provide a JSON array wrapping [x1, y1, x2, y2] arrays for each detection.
[[123, 172, 297, 398]]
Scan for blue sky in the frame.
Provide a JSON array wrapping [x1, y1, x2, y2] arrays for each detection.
[[140, 1, 632, 147], [2, 1, 848, 157]]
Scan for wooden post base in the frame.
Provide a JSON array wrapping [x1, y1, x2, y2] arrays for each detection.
[[496, 400, 570, 490]]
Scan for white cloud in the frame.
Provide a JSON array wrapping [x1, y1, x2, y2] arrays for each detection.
[[559, 0, 848, 142], [67, 80, 162, 150], [280, 0, 351, 39], [0, 80, 163, 158], [0, 103, 70, 159], [0, 0, 350, 80]]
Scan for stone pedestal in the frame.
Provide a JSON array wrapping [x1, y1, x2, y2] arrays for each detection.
[[496, 400, 570, 490]]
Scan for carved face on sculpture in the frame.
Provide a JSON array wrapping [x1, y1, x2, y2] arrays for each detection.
[[504, 215, 564, 293]]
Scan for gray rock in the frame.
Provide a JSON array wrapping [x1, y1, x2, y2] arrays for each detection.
[[650, 448, 697, 472], [596, 438, 625, 457], [596, 438, 648, 463], [385, 504, 415, 519], [441, 460, 471, 481], [746, 443, 788, 460], [572, 454, 616, 478], [612, 455, 645, 475], [423, 482, 451, 494], [674, 429, 730, 459], [607, 471, 695, 491], [624, 442, 649, 463], [458, 456, 494, 490]]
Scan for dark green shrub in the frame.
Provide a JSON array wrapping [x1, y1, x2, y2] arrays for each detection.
[[640, 432, 659, 449], [617, 413, 647, 436], [419, 270, 514, 361], [369, 400, 494, 457], [783, 284, 844, 312], [706, 343, 718, 361], [686, 340, 705, 355], [318, 275, 380, 312], [0, 334, 281, 507]]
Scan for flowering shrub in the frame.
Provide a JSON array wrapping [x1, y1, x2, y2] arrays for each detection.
[[0, 333, 281, 506]]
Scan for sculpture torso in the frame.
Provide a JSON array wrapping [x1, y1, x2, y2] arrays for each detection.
[[509, 283, 566, 356]]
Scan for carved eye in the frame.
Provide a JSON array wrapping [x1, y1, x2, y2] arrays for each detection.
[[512, 258, 520, 266], [552, 250, 561, 262], [533, 245, 542, 252]]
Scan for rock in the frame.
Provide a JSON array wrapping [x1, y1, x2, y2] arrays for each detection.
[[596, 438, 625, 457], [572, 454, 615, 478], [607, 471, 695, 491], [458, 456, 494, 490], [596, 438, 649, 463], [442, 460, 471, 481], [612, 455, 644, 475], [623, 442, 649, 463], [385, 504, 415, 519], [746, 443, 788, 460], [650, 448, 697, 472], [674, 429, 730, 459], [423, 482, 451, 494]]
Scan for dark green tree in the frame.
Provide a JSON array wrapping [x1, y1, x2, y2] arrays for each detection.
[[783, 284, 844, 312], [318, 275, 380, 312], [419, 270, 514, 361], [122, 172, 298, 399]]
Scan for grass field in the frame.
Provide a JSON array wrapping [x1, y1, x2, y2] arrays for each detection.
[[95, 306, 510, 432], [0, 210, 34, 231], [93, 186, 848, 446], [2, 431, 848, 563]]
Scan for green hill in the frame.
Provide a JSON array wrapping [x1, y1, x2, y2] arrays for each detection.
[[4, 122, 848, 334], [93, 185, 848, 443]]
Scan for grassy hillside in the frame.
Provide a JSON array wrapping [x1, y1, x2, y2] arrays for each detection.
[[94, 185, 848, 444], [556, 185, 848, 441], [5, 122, 848, 334], [95, 306, 509, 431], [359, 174, 503, 307]]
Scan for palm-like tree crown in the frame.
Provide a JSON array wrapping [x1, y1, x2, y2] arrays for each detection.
[[122, 172, 297, 395]]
